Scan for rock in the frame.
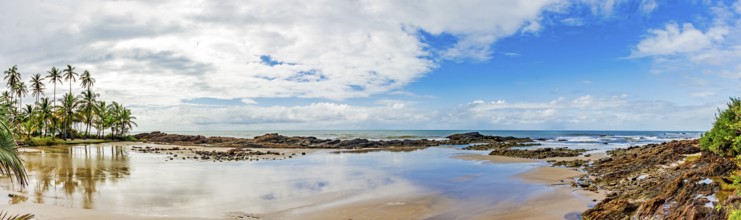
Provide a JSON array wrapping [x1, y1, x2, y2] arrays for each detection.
[[582, 198, 638, 220], [548, 159, 590, 168], [489, 147, 587, 159], [446, 132, 534, 145], [582, 140, 733, 219]]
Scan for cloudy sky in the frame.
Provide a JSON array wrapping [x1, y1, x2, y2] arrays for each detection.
[[1, 0, 739, 131]]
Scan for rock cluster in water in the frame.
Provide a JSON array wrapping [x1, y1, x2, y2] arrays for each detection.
[[488, 147, 587, 159], [134, 131, 538, 150], [446, 132, 535, 145], [131, 146, 307, 162], [134, 131, 442, 149], [548, 159, 591, 168]]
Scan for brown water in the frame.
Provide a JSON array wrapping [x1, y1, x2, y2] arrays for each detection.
[[0, 143, 553, 218]]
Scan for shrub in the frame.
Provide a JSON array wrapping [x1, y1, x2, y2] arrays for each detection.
[[699, 98, 741, 156], [24, 137, 55, 146]]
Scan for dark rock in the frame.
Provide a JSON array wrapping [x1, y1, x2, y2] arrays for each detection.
[[489, 147, 587, 159], [446, 132, 534, 145]]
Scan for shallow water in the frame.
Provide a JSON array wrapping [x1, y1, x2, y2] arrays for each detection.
[[1, 143, 553, 218]]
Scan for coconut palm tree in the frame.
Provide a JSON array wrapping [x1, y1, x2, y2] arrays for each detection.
[[13, 82, 27, 110], [3, 66, 21, 105], [57, 93, 80, 140], [79, 70, 94, 90], [18, 104, 35, 139], [78, 89, 98, 137], [62, 65, 77, 96], [46, 67, 63, 108], [29, 74, 45, 104], [36, 98, 53, 137], [93, 101, 108, 138], [117, 108, 137, 137], [108, 102, 122, 138]]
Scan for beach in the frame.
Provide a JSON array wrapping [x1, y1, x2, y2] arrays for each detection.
[[0, 131, 700, 219]]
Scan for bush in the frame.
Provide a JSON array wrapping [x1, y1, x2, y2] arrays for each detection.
[[700, 98, 741, 156], [25, 137, 55, 146]]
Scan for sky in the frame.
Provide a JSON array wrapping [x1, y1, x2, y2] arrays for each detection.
[[1, 0, 740, 131]]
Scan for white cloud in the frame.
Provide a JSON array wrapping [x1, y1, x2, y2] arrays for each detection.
[[449, 95, 718, 130], [0, 0, 565, 105], [241, 99, 258, 105], [560, 17, 585, 26], [133, 102, 438, 131], [639, 0, 658, 14], [131, 95, 718, 131], [629, 1, 741, 97], [691, 91, 716, 97], [631, 23, 728, 57]]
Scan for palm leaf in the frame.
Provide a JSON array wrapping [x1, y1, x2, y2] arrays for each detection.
[[0, 210, 34, 220], [0, 120, 27, 187]]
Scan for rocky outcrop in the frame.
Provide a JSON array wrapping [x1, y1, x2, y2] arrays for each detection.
[[488, 147, 587, 159], [134, 131, 440, 149], [581, 140, 735, 219], [445, 132, 534, 144], [133, 131, 238, 145], [582, 198, 638, 220]]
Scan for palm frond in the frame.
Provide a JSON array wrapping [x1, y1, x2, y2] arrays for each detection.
[[0, 210, 34, 220], [0, 120, 27, 187]]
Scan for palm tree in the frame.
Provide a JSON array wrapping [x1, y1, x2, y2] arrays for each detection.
[[36, 98, 53, 137], [93, 101, 108, 138], [79, 70, 95, 90], [29, 74, 45, 104], [46, 67, 63, 107], [108, 102, 122, 138], [117, 108, 137, 137], [19, 104, 35, 139], [3, 65, 21, 105], [13, 82, 27, 110], [62, 65, 77, 96], [78, 89, 98, 137], [57, 93, 80, 140]]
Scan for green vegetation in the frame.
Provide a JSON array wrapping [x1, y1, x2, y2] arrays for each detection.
[[2, 65, 137, 145], [700, 98, 741, 156]]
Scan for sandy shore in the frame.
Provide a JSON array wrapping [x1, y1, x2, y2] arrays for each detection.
[[0, 201, 212, 220], [268, 194, 454, 220], [515, 166, 586, 184], [451, 154, 538, 163], [472, 187, 603, 220], [450, 152, 606, 219], [123, 143, 319, 161]]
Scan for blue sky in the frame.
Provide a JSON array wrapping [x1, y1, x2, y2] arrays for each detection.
[[1, 0, 740, 131]]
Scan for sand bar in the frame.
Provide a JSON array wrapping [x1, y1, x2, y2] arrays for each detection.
[[452, 154, 538, 163]]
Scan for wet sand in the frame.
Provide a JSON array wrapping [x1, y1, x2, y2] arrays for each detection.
[[451, 154, 537, 163], [268, 194, 454, 220], [451, 153, 605, 219], [515, 166, 585, 184], [0, 200, 210, 220], [472, 187, 603, 220]]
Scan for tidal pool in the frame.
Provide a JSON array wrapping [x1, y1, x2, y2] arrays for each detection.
[[0, 143, 563, 218]]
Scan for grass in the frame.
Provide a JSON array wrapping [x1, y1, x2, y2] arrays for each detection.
[[24, 137, 111, 146]]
